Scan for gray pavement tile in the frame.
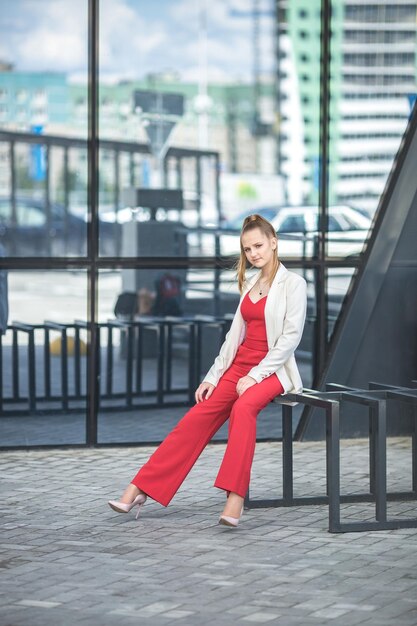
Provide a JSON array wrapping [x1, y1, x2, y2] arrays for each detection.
[[241, 612, 282, 622], [1, 439, 417, 626], [16, 600, 62, 608]]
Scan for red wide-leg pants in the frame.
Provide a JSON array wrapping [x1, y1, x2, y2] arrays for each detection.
[[131, 373, 284, 506]]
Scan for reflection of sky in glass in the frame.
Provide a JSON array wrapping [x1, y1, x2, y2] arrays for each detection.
[[0, 0, 275, 82]]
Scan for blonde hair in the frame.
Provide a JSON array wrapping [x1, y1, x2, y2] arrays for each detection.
[[235, 214, 279, 293]]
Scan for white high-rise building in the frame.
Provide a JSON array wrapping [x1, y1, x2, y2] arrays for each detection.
[[278, 0, 417, 213]]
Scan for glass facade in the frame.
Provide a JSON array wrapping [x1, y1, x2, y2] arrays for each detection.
[[96, 267, 314, 444], [0, 270, 88, 446], [0, 0, 415, 447], [0, 1, 89, 259], [330, 0, 417, 214]]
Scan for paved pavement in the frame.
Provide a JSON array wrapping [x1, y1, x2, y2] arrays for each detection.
[[0, 401, 305, 447], [1, 438, 417, 626]]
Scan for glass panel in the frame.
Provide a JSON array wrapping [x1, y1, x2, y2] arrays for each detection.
[[98, 0, 321, 258], [97, 267, 313, 443], [328, 0, 417, 257], [0, 1, 88, 257], [0, 270, 88, 446], [327, 267, 357, 340], [0, 145, 88, 257]]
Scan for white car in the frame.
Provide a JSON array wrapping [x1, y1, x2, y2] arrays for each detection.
[[215, 205, 372, 259]]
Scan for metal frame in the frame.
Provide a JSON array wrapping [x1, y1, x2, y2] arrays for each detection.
[[315, 0, 331, 377], [244, 391, 342, 532], [245, 383, 417, 533], [87, 0, 100, 448]]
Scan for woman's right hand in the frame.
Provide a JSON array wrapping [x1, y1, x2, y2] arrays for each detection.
[[195, 382, 215, 404]]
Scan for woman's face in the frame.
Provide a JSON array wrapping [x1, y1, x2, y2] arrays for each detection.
[[241, 227, 277, 269]]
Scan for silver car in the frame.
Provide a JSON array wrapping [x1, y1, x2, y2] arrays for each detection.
[[211, 205, 372, 259]]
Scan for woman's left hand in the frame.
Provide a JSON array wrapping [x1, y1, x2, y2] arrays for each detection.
[[236, 375, 256, 396]]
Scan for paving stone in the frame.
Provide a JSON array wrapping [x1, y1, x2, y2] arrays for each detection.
[[16, 600, 62, 608], [241, 612, 282, 623], [312, 607, 351, 619], [162, 609, 196, 619], [0, 439, 417, 625]]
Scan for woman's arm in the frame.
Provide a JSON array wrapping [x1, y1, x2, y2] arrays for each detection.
[[201, 274, 256, 386], [202, 299, 246, 387], [202, 325, 237, 387], [247, 275, 307, 383]]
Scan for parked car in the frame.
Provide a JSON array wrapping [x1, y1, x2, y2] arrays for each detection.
[[222, 206, 284, 230], [218, 204, 372, 259], [99, 191, 222, 228], [0, 197, 118, 256]]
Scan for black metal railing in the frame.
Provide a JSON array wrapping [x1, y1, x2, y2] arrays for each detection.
[[1, 314, 317, 417], [0, 315, 234, 416]]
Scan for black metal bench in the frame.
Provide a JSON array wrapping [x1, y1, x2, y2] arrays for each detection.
[[244, 383, 417, 533]]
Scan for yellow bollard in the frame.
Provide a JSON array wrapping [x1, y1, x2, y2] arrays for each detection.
[[50, 335, 87, 356]]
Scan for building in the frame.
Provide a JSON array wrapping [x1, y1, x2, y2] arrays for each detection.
[[279, 0, 417, 213], [0, 66, 69, 129], [0, 66, 70, 193]]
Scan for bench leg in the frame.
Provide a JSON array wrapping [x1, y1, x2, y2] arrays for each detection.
[[413, 408, 417, 495], [282, 404, 293, 504], [373, 401, 387, 522], [327, 403, 341, 533]]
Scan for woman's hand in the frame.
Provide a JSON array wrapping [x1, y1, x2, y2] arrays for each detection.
[[236, 375, 256, 396], [195, 381, 215, 403]]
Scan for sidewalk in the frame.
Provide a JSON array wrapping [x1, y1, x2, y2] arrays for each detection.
[[1, 438, 417, 626]]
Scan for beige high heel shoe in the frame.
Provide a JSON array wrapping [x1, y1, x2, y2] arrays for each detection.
[[218, 506, 244, 528], [108, 493, 147, 520]]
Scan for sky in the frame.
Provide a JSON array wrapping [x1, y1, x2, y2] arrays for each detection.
[[0, 0, 276, 84]]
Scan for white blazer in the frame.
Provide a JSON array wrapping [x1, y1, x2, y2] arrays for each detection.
[[203, 263, 307, 394]]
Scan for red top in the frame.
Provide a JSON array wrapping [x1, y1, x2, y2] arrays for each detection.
[[240, 291, 268, 350], [221, 291, 269, 383]]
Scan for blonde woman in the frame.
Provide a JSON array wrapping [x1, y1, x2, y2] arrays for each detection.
[[109, 214, 307, 527]]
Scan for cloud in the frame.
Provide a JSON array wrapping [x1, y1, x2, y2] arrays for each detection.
[[0, 0, 87, 72], [0, 0, 275, 83], [99, 0, 168, 76]]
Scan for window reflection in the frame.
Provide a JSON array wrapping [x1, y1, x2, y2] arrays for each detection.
[[0, 0, 88, 258], [327, 267, 357, 341], [97, 267, 314, 443], [0, 0, 416, 447], [329, 0, 417, 221], [0, 271, 88, 446]]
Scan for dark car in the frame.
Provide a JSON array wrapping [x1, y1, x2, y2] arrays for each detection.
[[0, 197, 118, 256]]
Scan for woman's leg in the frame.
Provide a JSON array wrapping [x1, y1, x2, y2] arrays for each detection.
[[119, 482, 142, 503], [215, 375, 284, 515], [129, 377, 238, 507]]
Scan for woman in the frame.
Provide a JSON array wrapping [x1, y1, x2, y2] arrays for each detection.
[[108, 214, 307, 527]]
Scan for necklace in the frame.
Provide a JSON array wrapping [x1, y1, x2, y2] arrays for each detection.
[[257, 277, 269, 296]]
